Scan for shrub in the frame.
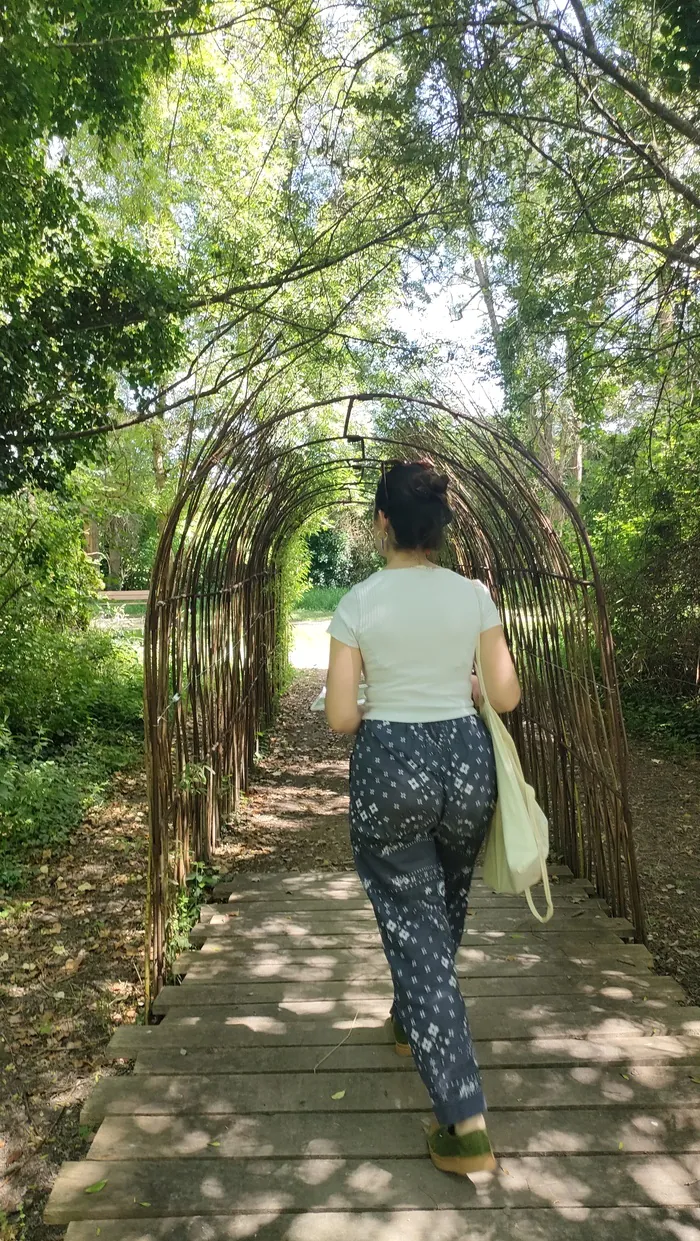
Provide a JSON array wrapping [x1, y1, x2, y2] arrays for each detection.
[[0, 490, 144, 888], [0, 726, 140, 890]]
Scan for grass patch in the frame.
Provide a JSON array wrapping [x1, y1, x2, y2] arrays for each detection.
[[293, 585, 347, 618]]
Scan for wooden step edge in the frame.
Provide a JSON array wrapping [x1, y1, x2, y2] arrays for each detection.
[[211, 865, 587, 898]]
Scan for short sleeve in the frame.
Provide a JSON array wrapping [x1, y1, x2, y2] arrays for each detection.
[[473, 579, 501, 633], [327, 591, 360, 648]]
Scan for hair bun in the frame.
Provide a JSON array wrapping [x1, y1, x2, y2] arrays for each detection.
[[412, 466, 449, 500], [375, 459, 452, 552]]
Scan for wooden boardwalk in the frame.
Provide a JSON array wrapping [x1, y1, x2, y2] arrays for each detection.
[[46, 867, 700, 1239]]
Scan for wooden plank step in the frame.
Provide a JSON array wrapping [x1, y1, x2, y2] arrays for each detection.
[[189, 930, 636, 960], [172, 941, 654, 980], [148, 993, 686, 1022], [190, 908, 625, 941], [187, 925, 635, 952], [124, 1033, 700, 1074], [44, 1151, 700, 1222], [144, 993, 698, 1035], [152, 971, 684, 1012], [80, 1064, 700, 1124], [87, 1106, 700, 1160], [211, 864, 582, 899], [213, 884, 598, 911], [204, 890, 603, 915], [62, 1206, 700, 1241], [96, 1005, 700, 1062], [197, 897, 609, 927]]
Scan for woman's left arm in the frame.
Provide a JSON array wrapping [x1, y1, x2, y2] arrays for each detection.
[[325, 637, 363, 733]]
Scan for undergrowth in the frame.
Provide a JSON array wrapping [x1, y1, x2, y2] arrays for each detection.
[[165, 863, 220, 976], [0, 632, 143, 891], [621, 683, 700, 752]]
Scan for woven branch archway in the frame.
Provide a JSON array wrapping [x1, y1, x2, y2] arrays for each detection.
[[143, 392, 644, 1007]]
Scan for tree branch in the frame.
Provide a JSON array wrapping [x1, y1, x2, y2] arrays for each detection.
[[502, 0, 700, 148]]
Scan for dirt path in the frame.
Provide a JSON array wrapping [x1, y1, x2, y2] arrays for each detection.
[[1, 628, 698, 1238], [628, 743, 700, 1007], [215, 669, 353, 874]]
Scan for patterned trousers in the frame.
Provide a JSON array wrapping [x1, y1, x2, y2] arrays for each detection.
[[349, 716, 497, 1126]]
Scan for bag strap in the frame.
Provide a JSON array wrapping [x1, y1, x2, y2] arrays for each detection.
[[525, 865, 555, 923], [476, 624, 555, 924], [474, 633, 491, 713]]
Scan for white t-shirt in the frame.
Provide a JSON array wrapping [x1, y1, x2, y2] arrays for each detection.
[[328, 566, 502, 723]]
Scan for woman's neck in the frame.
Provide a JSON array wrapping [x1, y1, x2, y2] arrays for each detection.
[[384, 547, 433, 570]]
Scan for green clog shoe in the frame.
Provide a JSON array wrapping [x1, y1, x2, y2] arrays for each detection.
[[390, 1014, 412, 1057], [427, 1120, 497, 1175]]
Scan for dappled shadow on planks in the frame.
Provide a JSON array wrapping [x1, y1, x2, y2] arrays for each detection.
[[45, 870, 700, 1238]]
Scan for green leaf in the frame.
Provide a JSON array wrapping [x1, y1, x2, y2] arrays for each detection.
[[331, 1090, 346, 1100], [84, 1179, 108, 1194]]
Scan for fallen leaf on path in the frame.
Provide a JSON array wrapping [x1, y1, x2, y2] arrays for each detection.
[[331, 1090, 346, 1100], [84, 1179, 108, 1194], [64, 949, 87, 974]]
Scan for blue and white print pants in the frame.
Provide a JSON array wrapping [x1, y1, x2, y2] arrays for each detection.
[[349, 716, 497, 1126]]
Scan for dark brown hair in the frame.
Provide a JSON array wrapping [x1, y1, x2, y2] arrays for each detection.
[[375, 460, 452, 551]]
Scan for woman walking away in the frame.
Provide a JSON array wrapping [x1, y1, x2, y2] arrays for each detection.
[[325, 460, 520, 1177]]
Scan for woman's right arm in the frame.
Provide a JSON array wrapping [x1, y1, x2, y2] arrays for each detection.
[[478, 625, 521, 713]]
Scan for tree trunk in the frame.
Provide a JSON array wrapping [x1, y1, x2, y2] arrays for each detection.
[[106, 546, 122, 587]]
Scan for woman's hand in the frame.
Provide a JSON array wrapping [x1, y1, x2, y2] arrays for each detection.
[[471, 673, 482, 708]]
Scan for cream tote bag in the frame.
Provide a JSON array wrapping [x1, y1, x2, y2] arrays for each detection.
[[475, 635, 554, 923]]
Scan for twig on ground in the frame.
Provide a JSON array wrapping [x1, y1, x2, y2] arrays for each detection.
[[313, 1009, 360, 1071]]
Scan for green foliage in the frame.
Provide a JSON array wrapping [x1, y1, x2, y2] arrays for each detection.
[[0, 0, 203, 493], [654, 0, 700, 91], [0, 635, 142, 888], [294, 586, 348, 617], [0, 0, 206, 152], [583, 419, 700, 689], [0, 726, 139, 891], [0, 490, 144, 889], [0, 491, 101, 630], [621, 685, 700, 752], [307, 527, 353, 588], [0, 156, 188, 492], [1, 628, 143, 744], [306, 512, 381, 589], [72, 422, 175, 587], [165, 862, 213, 972]]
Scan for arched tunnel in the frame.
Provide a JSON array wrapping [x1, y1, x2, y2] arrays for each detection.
[[143, 392, 643, 1004]]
